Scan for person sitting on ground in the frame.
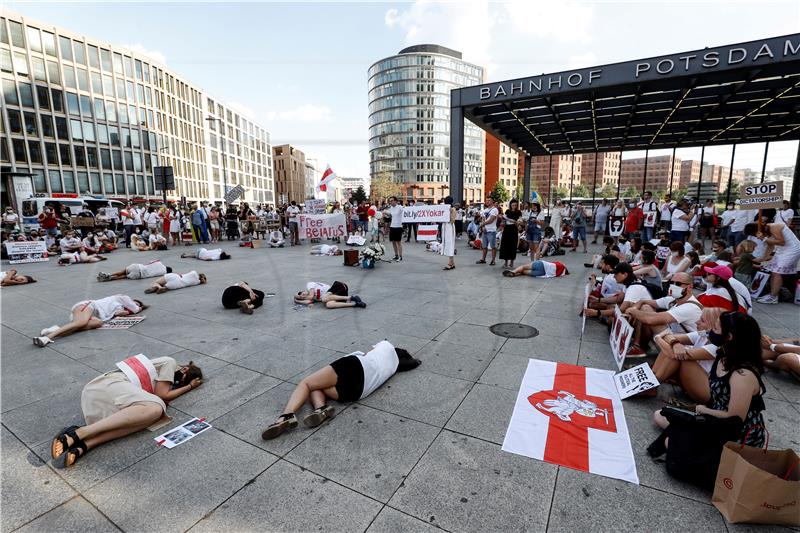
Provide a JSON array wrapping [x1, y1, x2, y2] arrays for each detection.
[[539, 227, 562, 258], [309, 244, 342, 256], [585, 236, 623, 268], [761, 335, 800, 381], [148, 230, 168, 250], [650, 311, 767, 457], [0, 269, 37, 287], [34, 295, 147, 347], [96, 228, 118, 252], [466, 216, 480, 241], [502, 259, 569, 278], [145, 271, 207, 294], [648, 307, 725, 403], [584, 255, 624, 315], [130, 232, 149, 252], [704, 240, 728, 263], [81, 233, 102, 255], [633, 250, 662, 287], [268, 230, 285, 248], [58, 250, 108, 265], [181, 247, 231, 260], [662, 241, 691, 283], [97, 260, 171, 282], [697, 264, 747, 313], [623, 272, 703, 356], [50, 356, 202, 468], [221, 281, 265, 314], [293, 281, 366, 309], [262, 341, 420, 440], [59, 231, 83, 254], [584, 262, 640, 320], [732, 239, 757, 286]]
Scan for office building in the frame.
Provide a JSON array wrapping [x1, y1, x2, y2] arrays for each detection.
[[679, 159, 701, 188], [580, 152, 620, 189], [485, 134, 519, 197], [304, 157, 320, 199], [272, 144, 306, 204], [530, 154, 582, 201], [0, 9, 274, 207], [338, 175, 369, 198], [368, 44, 485, 204], [619, 155, 681, 193]]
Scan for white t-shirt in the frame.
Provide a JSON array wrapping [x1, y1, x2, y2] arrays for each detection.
[[720, 209, 736, 228], [306, 281, 331, 301], [746, 235, 767, 259], [75, 294, 140, 322], [671, 208, 689, 231], [60, 236, 81, 253], [730, 209, 754, 232], [356, 340, 399, 399], [3, 213, 19, 223], [660, 201, 674, 221], [126, 261, 167, 279], [164, 271, 201, 290], [778, 208, 795, 225], [389, 205, 404, 228], [600, 275, 625, 298], [286, 205, 300, 221], [685, 331, 718, 374], [0, 271, 6, 282], [655, 295, 703, 333], [483, 207, 499, 232], [149, 234, 166, 245], [623, 284, 652, 303], [131, 208, 142, 225], [197, 248, 222, 261]]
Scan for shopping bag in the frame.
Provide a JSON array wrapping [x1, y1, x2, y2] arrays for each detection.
[[712, 430, 800, 526]]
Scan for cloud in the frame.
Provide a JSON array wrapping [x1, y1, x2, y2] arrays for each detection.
[[504, 1, 594, 43], [567, 52, 598, 69], [123, 43, 167, 65], [227, 101, 255, 119], [265, 104, 332, 123]]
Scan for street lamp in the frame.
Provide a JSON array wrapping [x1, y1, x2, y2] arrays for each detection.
[[206, 116, 228, 204]]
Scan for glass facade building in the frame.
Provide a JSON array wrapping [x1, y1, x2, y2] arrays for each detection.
[[0, 10, 274, 205], [368, 45, 485, 204]]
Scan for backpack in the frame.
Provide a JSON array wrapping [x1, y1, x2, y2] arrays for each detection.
[[631, 279, 666, 299], [191, 211, 203, 225]]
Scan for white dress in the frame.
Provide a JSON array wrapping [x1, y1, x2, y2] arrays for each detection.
[[764, 224, 800, 275], [440, 221, 455, 258], [169, 210, 181, 233], [550, 208, 563, 238]]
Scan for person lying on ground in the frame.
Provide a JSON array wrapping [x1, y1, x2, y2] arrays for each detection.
[[58, 250, 108, 265], [181, 247, 231, 260], [221, 281, 264, 314], [50, 355, 202, 468], [145, 271, 207, 294], [0, 269, 36, 287], [262, 341, 420, 440], [293, 281, 366, 308], [148, 232, 167, 250], [34, 294, 147, 347], [761, 335, 800, 382], [309, 244, 342, 256], [97, 260, 171, 282], [502, 259, 569, 278]]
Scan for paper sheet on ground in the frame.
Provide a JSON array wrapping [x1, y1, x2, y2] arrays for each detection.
[[155, 417, 211, 448], [502, 359, 639, 484], [614, 363, 659, 399], [99, 316, 146, 329]]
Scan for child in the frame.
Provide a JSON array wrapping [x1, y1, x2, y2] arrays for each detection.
[[733, 239, 756, 286]]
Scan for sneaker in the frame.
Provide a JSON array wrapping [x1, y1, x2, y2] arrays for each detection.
[[350, 295, 363, 304], [354, 301, 367, 308], [97, 272, 111, 282], [40, 325, 59, 336], [303, 405, 335, 428], [393, 256, 399, 261], [757, 294, 779, 305], [626, 347, 646, 357], [33, 336, 53, 348], [398, 256, 403, 261], [261, 413, 298, 440]]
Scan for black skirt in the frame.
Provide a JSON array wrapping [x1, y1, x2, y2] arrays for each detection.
[[221, 285, 265, 309], [330, 355, 364, 402], [499, 223, 519, 260]]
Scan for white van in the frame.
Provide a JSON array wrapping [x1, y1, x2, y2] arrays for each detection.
[[20, 196, 123, 232]]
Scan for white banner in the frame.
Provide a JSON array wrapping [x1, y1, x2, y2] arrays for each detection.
[[417, 224, 438, 241], [610, 306, 634, 370], [614, 363, 659, 399], [5, 241, 49, 264], [502, 359, 638, 484], [401, 205, 450, 223], [305, 199, 326, 214], [298, 213, 346, 239]]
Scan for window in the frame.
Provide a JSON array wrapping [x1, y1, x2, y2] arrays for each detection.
[[49, 170, 63, 193], [115, 173, 124, 193], [63, 170, 76, 193], [112, 52, 123, 74], [115, 78, 124, 100], [47, 60, 60, 84], [6, 111, 22, 136], [27, 26, 41, 52], [9, 21, 25, 47], [103, 172, 114, 193], [134, 59, 143, 80], [28, 140, 42, 164], [88, 45, 100, 68], [124, 151, 133, 170], [12, 139, 26, 163], [80, 95, 91, 117], [112, 149, 122, 169], [73, 41, 85, 65], [41, 114, 54, 137], [55, 116, 68, 140], [93, 98, 105, 120], [32, 57, 46, 81], [33, 169, 47, 192], [59, 36, 72, 61], [0, 19, 8, 44], [24, 112, 37, 135], [109, 126, 119, 146], [77, 68, 89, 91], [83, 122, 95, 142], [63, 65, 76, 88], [87, 147, 98, 168], [134, 153, 143, 172], [131, 129, 140, 148], [45, 143, 58, 165], [42, 31, 56, 56], [91, 172, 101, 192], [19, 82, 33, 107], [123, 56, 133, 78], [66, 92, 80, 115], [103, 74, 113, 96], [50, 89, 63, 112], [100, 48, 111, 71], [90, 71, 102, 94], [128, 175, 136, 194], [0, 49, 10, 72], [122, 127, 131, 147], [118, 104, 128, 124], [59, 143, 71, 165], [74, 146, 86, 167], [100, 148, 111, 169], [2, 79, 17, 105]]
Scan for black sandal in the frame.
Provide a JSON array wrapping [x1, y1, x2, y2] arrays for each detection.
[[62, 440, 88, 468], [51, 426, 80, 465], [443, 265, 455, 270]]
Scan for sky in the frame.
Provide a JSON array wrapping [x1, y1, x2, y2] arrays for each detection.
[[7, 0, 799, 176]]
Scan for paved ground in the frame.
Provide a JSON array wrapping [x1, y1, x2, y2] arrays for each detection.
[[1, 237, 798, 533]]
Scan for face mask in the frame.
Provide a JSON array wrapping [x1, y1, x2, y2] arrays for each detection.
[[670, 251, 678, 258], [703, 279, 713, 289], [173, 370, 184, 387], [707, 330, 725, 346], [668, 284, 685, 299]]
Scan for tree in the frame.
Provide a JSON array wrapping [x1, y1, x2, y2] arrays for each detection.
[[554, 187, 568, 200], [370, 174, 402, 203], [351, 185, 368, 204], [572, 184, 590, 198], [622, 186, 639, 199], [516, 182, 524, 201], [599, 183, 617, 199], [718, 181, 740, 203], [489, 181, 511, 204]]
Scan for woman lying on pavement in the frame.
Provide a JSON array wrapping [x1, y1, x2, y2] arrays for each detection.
[[0, 269, 36, 286], [761, 335, 800, 381], [221, 281, 265, 314], [50, 355, 202, 468], [145, 271, 206, 294], [502, 259, 569, 278], [293, 281, 366, 308], [181, 247, 231, 261], [58, 250, 108, 265], [262, 340, 420, 439], [34, 294, 147, 347], [97, 260, 171, 282]]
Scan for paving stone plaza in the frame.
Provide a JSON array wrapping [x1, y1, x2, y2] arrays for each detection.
[[1, 241, 799, 532]]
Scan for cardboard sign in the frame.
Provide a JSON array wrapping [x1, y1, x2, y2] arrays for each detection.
[[581, 283, 591, 334], [609, 215, 625, 237], [740, 181, 784, 209], [610, 306, 634, 370], [401, 205, 450, 223], [298, 213, 345, 239], [417, 224, 438, 241], [750, 271, 770, 297], [614, 363, 659, 399], [643, 211, 657, 228], [99, 316, 146, 329], [155, 417, 211, 448], [105, 207, 119, 219], [5, 241, 49, 264], [224, 184, 245, 204], [305, 199, 326, 214], [70, 216, 95, 227]]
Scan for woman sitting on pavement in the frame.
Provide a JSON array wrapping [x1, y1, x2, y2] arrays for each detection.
[[268, 230, 285, 248], [696, 264, 747, 313], [34, 295, 147, 347], [633, 250, 662, 287], [221, 281, 265, 314], [262, 341, 420, 440], [293, 281, 366, 309], [130, 232, 149, 252], [651, 311, 767, 452], [58, 250, 108, 265], [661, 241, 691, 283], [502, 259, 569, 278], [0, 269, 36, 287], [583, 255, 625, 318], [181, 247, 231, 261], [81, 233, 102, 255], [148, 231, 168, 250], [145, 271, 207, 294], [761, 335, 800, 381], [584, 262, 639, 320], [50, 356, 202, 468], [538, 227, 562, 258], [97, 260, 171, 282]]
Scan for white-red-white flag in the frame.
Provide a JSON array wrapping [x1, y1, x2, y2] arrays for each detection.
[[502, 359, 639, 484], [318, 166, 337, 191]]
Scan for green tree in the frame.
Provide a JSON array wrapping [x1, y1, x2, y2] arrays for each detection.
[[622, 186, 639, 199], [554, 187, 568, 200], [489, 181, 511, 204], [516, 182, 524, 201], [718, 181, 740, 203], [599, 183, 617, 198], [673, 186, 688, 201], [572, 184, 590, 198], [351, 185, 368, 204]]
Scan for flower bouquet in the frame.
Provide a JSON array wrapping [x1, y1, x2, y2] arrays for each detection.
[[359, 242, 385, 268]]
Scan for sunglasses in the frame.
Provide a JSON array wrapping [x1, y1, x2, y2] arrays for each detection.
[[673, 281, 692, 287]]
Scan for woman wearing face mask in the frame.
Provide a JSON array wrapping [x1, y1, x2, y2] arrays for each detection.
[[652, 312, 767, 450], [661, 241, 691, 283], [526, 202, 545, 259], [550, 200, 565, 243], [50, 356, 202, 468]]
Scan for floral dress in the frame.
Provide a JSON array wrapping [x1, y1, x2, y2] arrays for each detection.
[[707, 357, 766, 447]]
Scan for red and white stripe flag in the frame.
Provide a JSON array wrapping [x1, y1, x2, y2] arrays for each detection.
[[116, 354, 158, 394], [502, 359, 639, 484], [318, 166, 337, 192]]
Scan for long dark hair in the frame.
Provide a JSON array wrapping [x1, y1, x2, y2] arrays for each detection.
[[710, 276, 740, 312], [174, 361, 203, 388], [718, 312, 763, 374]]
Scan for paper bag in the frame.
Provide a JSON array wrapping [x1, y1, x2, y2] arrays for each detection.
[[712, 442, 800, 525]]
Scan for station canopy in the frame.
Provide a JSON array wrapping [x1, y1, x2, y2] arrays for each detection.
[[453, 34, 800, 156]]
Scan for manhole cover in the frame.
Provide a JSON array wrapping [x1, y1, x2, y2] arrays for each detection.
[[489, 323, 539, 339]]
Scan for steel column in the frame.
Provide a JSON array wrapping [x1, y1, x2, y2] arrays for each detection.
[[696, 145, 705, 200], [590, 151, 598, 209], [641, 148, 649, 196], [668, 146, 677, 197], [725, 144, 737, 206], [547, 154, 553, 215], [523, 153, 532, 203], [568, 154, 575, 204], [760, 141, 770, 183], [449, 104, 464, 205], [790, 143, 800, 211]]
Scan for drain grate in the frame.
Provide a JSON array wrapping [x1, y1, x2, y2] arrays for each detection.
[[489, 323, 539, 339]]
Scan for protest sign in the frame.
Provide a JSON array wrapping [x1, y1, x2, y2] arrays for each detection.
[[155, 418, 211, 449], [99, 316, 146, 329], [298, 213, 346, 239], [417, 224, 438, 241], [5, 241, 49, 264], [502, 359, 638, 484], [305, 199, 326, 214], [740, 181, 784, 209], [581, 283, 591, 334], [609, 215, 625, 237], [105, 207, 119, 219], [643, 211, 657, 227], [224, 184, 245, 204], [610, 306, 634, 370], [614, 363, 659, 399], [401, 205, 449, 223]]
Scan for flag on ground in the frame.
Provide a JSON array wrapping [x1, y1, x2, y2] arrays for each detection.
[[502, 359, 639, 484], [318, 166, 337, 191]]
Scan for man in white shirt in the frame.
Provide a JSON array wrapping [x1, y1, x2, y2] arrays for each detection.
[[286, 201, 300, 246], [659, 194, 675, 232], [778, 200, 795, 229], [638, 191, 659, 242], [719, 201, 737, 245], [729, 203, 755, 247], [592, 199, 611, 244], [388, 196, 404, 261], [477, 197, 499, 265], [669, 198, 694, 242]]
